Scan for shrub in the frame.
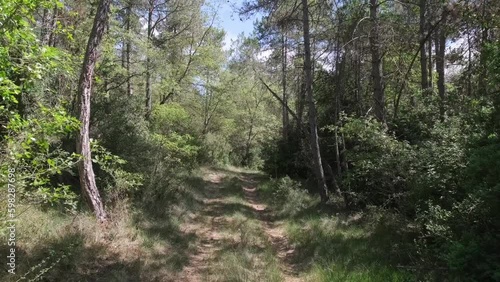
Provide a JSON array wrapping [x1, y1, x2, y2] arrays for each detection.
[[90, 141, 143, 206], [1, 106, 80, 211], [340, 117, 417, 210], [261, 176, 318, 217], [416, 135, 500, 281]]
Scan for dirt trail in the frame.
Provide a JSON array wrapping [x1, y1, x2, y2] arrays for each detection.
[[241, 180, 303, 282], [177, 172, 226, 282], [176, 168, 303, 282]]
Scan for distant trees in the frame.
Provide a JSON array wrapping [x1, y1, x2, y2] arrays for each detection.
[[239, 0, 500, 279]]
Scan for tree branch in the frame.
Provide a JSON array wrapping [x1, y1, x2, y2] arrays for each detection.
[[393, 15, 446, 120]]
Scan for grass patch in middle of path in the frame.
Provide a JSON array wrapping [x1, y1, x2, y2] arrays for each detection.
[[208, 214, 282, 282], [209, 248, 282, 282], [204, 169, 283, 282]]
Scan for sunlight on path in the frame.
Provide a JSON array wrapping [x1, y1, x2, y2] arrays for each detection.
[[176, 167, 303, 282]]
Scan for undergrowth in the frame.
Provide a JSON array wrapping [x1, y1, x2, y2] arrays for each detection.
[[258, 176, 419, 281]]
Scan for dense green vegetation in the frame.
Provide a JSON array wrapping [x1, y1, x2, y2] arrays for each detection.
[[1, 0, 499, 281]]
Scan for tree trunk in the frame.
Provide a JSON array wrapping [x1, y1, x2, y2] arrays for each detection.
[[466, 23, 472, 98], [419, 0, 429, 93], [145, 1, 154, 119], [301, 0, 329, 202], [369, 0, 385, 124], [76, 0, 110, 223], [282, 33, 289, 140], [296, 44, 306, 132], [355, 41, 363, 116], [478, 28, 489, 96], [428, 26, 433, 90], [40, 8, 49, 45], [48, 6, 58, 47], [125, 1, 133, 96], [243, 118, 254, 166], [436, 10, 447, 122]]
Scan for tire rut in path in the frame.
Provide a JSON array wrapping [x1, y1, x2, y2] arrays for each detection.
[[240, 176, 303, 282], [178, 169, 303, 282], [177, 172, 228, 282]]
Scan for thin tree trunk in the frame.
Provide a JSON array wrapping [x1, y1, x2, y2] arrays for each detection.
[[333, 126, 345, 205], [301, 0, 328, 202], [48, 5, 58, 47], [434, 28, 439, 88], [436, 10, 447, 121], [296, 44, 306, 131], [145, 1, 154, 119], [369, 0, 385, 124], [282, 33, 289, 140], [324, 161, 344, 205], [478, 29, 489, 96], [466, 23, 472, 98], [126, 1, 133, 96], [40, 8, 49, 45], [477, 0, 489, 96], [355, 41, 363, 116], [297, 78, 306, 129], [76, 0, 110, 223], [334, 127, 342, 176], [428, 26, 433, 90], [420, 0, 429, 93], [244, 118, 254, 166]]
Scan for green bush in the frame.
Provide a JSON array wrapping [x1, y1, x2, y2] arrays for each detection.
[[1, 106, 80, 211], [261, 134, 309, 179], [261, 176, 318, 217], [90, 141, 143, 205], [340, 117, 417, 210], [417, 135, 500, 281]]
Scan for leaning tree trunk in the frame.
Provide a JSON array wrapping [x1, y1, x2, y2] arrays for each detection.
[[301, 0, 329, 202], [369, 0, 385, 124], [76, 0, 110, 222]]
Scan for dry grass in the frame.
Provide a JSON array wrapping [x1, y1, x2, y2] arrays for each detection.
[[0, 167, 417, 282], [0, 166, 288, 281]]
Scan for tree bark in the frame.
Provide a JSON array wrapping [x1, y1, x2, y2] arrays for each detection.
[[419, 0, 429, 93], [466, 22, 472, 98], [369, 0, 385, 124], [145, 1, 154, 119], [478, 27, 489, 96], [48, 5, 58, 47], [296, 43, 306, 132], [301, 0, 329, 202], [282, 33, 289, 140], [436, 9, 447, 121], [477, 0, 490, 97], [355, 41, 363, 116], [428, 31, 433, 90], [125, 1, 133, 96], [76, 0, 110, 223]]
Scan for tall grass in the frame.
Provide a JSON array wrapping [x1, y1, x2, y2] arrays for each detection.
[[257, 176, 417, 281], [285, 213, 416, 281], [209, 248, 282, 282]]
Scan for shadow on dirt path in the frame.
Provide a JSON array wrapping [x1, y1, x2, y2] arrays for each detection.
[[176, 167, 303, 282]]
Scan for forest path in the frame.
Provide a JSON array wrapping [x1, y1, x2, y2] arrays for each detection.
[[176, 167, 303, 282]]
